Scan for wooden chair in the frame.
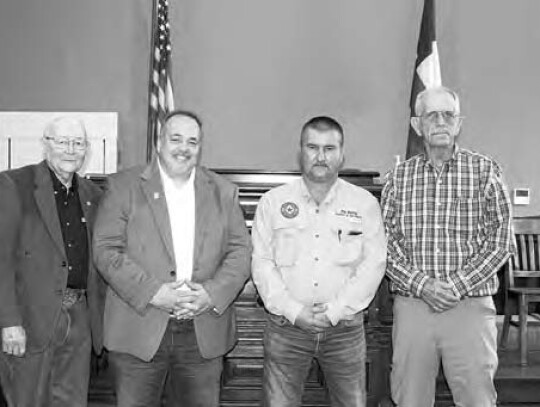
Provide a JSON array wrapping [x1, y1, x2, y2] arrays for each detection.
[[500, 217, 540, 365]]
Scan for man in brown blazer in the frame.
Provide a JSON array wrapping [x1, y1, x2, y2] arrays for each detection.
[[0, 117, 106, 407], [93, 110, 251, 407]]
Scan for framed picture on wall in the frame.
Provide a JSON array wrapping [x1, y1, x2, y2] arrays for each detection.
[[0, 111, 118, 174]]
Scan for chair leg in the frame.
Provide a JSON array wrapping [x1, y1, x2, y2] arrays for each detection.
[[518, 295, 528, 366], [500, 300, 512, 349]]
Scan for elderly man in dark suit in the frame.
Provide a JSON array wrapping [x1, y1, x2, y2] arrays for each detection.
[[0, 117, 106, 407], [93, 110, 251, 407]]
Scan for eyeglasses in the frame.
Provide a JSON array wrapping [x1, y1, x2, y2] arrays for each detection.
[[419, 111, 462, 123], [45, 137, 87, 151]]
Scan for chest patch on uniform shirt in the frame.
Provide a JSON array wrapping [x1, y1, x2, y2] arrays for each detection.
[[335, 209, 362, 224], [281, 202, 299, 219]]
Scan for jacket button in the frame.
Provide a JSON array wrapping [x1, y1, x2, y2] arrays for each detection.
[[170, 270, 176, 277]]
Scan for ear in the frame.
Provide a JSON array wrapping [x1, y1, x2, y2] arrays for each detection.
[[410, 117, 422, 137], [454, 117, 463, 135], [339, 154, 346, 170]]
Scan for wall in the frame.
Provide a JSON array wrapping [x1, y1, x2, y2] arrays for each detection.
[[438, 1, 540, 217], [0, 0, 152, 167], [0, 1, 538, 215]]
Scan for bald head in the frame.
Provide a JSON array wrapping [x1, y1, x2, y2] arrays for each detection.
[[42, 116, 88, 186], [43, 117, 88, 141]]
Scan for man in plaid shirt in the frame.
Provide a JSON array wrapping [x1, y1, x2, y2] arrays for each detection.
[[381, 86, 514, 407]]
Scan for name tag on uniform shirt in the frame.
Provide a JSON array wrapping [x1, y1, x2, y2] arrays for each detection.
[[335, 209, 362, 224]]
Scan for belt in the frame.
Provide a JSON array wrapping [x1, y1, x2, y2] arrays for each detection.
[[62, 288, 86, 308]]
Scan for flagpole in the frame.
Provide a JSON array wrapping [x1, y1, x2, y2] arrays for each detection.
[[146, 0, 159, 163]]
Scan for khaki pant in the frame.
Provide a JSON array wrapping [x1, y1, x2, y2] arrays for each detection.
[[391, 295, 498, 407]]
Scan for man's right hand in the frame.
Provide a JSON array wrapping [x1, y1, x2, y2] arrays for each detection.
[[294, 304, 331, 333], [149, 281, 188, 312], [421, 278, 460, 313], [2, 326, 26, 357]]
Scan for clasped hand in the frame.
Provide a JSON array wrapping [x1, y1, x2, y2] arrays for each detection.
[[294, 304, 332, 333], [421, 278, 460, 313], [149, 280, 213, 320]]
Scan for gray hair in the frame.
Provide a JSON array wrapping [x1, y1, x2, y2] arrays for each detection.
[[43, 116, 88, 139], [415, 86, 461, 116]]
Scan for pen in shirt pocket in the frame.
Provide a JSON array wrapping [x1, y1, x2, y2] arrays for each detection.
[[338, 229, 363, 242]]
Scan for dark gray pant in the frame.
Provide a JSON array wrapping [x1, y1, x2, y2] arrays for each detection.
[[0, 298, 92, 407]]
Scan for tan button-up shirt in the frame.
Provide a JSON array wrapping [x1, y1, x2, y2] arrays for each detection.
[[251, 178, 387, 325]]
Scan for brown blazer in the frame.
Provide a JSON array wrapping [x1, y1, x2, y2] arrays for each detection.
[[93, 161, 251, 362], [0, 161, 106, 354]]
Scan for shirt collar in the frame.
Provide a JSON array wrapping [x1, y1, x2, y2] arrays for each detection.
[[420, 144, 462, 170], [299, 177, 340, 205], [48, 167, 78, 193], [158, 160, 196, 192]]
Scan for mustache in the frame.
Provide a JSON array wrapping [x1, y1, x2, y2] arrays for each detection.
[[430, 128, 449, 135]]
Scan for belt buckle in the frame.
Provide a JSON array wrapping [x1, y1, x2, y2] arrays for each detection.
[[62, 288, 85, 308]]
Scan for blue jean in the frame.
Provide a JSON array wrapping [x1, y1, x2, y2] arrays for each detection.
[[263, 313, 366, 407], [109, 319, 223, 407], [0, 298, 92, 407]]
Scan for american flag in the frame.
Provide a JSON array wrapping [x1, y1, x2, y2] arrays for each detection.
[[147, 0, 175, 161]]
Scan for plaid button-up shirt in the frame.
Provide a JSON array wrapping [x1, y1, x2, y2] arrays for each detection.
[[381, 147, 514, 298]]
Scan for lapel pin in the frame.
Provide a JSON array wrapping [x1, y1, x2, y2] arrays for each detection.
[[81, 217, 87, 223], [86, 201, 91, 206], [154, 192, 160, 200]]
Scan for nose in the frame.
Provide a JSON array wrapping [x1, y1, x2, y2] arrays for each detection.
[[434, 112, 446, 125], [65, 141, 76, 154], [175, 140, 191, 152], [316, 148, 326, 161]]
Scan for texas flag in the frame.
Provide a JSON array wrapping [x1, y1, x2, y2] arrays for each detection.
[[405, 0, 442, 159]]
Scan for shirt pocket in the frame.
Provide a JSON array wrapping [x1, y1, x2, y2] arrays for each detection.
[[332, 217, 364, 267], [272, 218, 306, 267], [449, 196, 482, 239]]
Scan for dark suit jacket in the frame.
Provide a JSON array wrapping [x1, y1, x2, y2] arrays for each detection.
[[93, 161, 251, 362], [0, 161, 106, 354]]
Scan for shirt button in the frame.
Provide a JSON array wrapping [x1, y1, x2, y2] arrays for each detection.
[[314, 257, 319, 261], [66, 222, 70, 226], [314, 282, 319, 287], [170, 270, 176, 277], [315, 234, 320, 238], [315, 209, 319, 214]]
